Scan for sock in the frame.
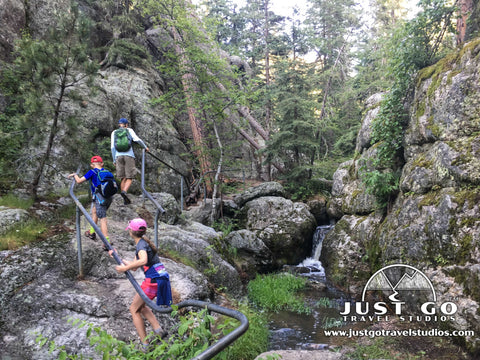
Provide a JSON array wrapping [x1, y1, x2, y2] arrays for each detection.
[[89, 227, 95, 234], [154, 328, 163, 334]]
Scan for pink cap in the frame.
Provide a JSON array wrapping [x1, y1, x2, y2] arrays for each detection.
[[125, 218, 147, 231]]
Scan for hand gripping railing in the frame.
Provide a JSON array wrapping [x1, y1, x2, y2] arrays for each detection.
[[69, 167, 249, 360]]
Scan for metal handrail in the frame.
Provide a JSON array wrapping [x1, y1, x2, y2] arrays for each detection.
[[189, 168, 246, 204], [69, 166, 249, 360], [141, 149, 165, 248]]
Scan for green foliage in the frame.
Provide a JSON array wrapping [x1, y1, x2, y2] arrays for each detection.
[[36, 304, 269, 360], [285, 178, 328, 201], [247, 273, 310, 314], [105, 38, 152, 68], [0, 219, 47, 251], [213, 302, 270, 360], [0, 194, 34, 209], [361, 0, 457, 207]]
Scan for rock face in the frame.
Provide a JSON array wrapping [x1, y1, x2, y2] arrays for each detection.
[[323, 39, 480, 354]]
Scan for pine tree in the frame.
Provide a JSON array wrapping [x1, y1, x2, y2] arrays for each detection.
[[2, 3, 98, 196]]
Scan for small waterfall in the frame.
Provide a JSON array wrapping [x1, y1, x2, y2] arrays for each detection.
[[297, 225, 333, 277]]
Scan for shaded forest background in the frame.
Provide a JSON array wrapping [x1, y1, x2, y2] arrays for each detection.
[[0, 0, 477, 203]]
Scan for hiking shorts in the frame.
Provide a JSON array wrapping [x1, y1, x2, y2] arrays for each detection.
[[93, 196, 112, 219], [116, 155, 137, 179], [141, 278, 158, 300]]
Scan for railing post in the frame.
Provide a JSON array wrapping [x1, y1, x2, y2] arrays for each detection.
[[141, 149, 146, 204], [154, 209, 160, 248], [242, 168, 246, 192], [76, 204, 83, 278], [180, 176, 184, 212]]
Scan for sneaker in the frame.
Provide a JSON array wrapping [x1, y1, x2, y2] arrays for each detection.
[[120, 191, 131, 205], [102, 242, 113, 251], [85, 230, 96, 240]]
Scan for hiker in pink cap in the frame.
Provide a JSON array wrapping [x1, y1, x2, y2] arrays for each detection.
[[115, 218, 170, 350]]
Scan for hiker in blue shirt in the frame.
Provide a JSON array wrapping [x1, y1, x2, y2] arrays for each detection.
[[68, 156, 114, 249], [111, 118, 149, 205]]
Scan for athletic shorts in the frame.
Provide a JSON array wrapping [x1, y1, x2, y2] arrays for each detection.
[[141, 278, 158, 300], [116, 155, 137, 179], [93, 196, 112, 219]]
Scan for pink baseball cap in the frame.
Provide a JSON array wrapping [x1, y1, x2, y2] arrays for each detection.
[[125, 218, 147, 231]]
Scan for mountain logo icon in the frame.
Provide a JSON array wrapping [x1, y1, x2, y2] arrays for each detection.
[[361, 264, 436, 304]]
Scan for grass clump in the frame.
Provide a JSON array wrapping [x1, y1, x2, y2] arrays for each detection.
[[0, 193, 34, 209], [0, 219, 47, 250], [247, 273, 310, 314], [214, 302, 270, 360]]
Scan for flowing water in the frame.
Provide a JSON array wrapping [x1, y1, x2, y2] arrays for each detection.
[[267, 225, 351, 350]]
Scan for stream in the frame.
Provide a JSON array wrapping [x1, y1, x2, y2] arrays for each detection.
[[267, 225, 350, 351]]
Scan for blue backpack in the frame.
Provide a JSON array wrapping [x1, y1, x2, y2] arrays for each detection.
[[94, 169, 118, 198]]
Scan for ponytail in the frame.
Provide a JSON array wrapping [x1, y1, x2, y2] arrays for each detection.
[[143, 236, 158, 254], [131, 229, 158, 254]]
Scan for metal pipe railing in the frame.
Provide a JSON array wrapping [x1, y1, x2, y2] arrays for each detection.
[[141, 149, 165, 248], [69, 164, 248, 359]]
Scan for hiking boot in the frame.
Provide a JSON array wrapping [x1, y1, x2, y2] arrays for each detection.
[[159, 330, 168, 340], [120, 191, 131, 205], [85, 230, 96, 240], [102, 242, 113, 251]]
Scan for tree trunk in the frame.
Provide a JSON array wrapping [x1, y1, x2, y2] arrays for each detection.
[[210, 120, 223, 224], [310, 39, 348, 167], [264, 0, 272, 181], [31, 60, 69, 197], [170, 25, 211, 180], [457, 0, 474, 44]]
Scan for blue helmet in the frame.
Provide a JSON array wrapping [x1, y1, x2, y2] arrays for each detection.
[[118, 118, 129, 124]]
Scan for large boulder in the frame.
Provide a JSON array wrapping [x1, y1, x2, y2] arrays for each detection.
[[236, 196, 317, 268], [156, 220, 244, 297], [225, 229, 273, 277], [321, 213, 383, 293], [233, 181, 286, 207]]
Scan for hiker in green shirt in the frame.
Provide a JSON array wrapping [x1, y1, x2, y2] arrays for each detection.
[[111, 118, 149, 205]]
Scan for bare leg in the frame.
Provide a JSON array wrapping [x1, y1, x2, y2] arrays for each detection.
[[140, 306, 161, 332], [99, 217, 109, 239], [130, 294, 148, 343], [122, 178, 133, 193], [92, 204, 99, 226]]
